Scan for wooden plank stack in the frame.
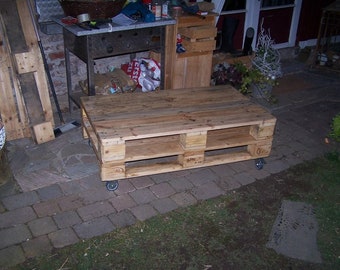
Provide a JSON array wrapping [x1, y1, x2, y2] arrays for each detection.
[[172, 13, 217, 89], [81, 85, 277, 182], [0, 0, 55, 143]]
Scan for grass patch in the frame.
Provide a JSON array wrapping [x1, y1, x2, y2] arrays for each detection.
[[12, 154, 340, 270]]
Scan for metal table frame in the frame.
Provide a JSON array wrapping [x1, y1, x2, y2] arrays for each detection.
[[60, 19, 176, 110]]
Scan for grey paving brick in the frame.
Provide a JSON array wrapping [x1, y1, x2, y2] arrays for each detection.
[[21, 235, 53, 258], [191, 182, 224, 201], [0, 245, 26, 268], [53, 210, 82, 229], [150, 182, 176, 198], [233, 172, 257, 186], [73, 216, 115, 239], [49, 228, 79, 248], [264, 159, 290, 174], [229, 160, 254, 174], [77, 201, 116, 221], [0, 224, 31, 249], [186, 168, 217, 187], [33, 200, 61, 217], [79, 173, 105, 190], [151, 198, 178, 214], [214, 175, 241, 191], [109, 194, 137, 212], [28, 216, 58, 237], [130, 176, 155, 189], [210, 164, 236, 178], [0, 207, 36, 228], [108, 210, 136, 228], [113, 180, 136, 195], [168, 177, 194, 192], [78, 187, 116, 204], [171, 192, 197, 207], [130, 204, 158, 221], [57, 194, 84, 212], [1, 191, 39, 210], [58, 179, 88, 195], [129, 188, 157, 205], [37, 184, 64, 201]]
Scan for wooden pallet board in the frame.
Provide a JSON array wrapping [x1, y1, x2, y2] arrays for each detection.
[[81, 85, 277, 182], [0, 0, 55, 143]]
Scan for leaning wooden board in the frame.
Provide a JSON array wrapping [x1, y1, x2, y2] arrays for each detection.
[[80, 85, 276, 189]]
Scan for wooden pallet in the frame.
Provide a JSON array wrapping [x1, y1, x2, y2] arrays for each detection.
[[0, 0, 55, 143], [81, 85, 276, 182]]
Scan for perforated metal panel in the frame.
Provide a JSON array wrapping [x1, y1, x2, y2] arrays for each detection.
[[35, 0, 64, 22]]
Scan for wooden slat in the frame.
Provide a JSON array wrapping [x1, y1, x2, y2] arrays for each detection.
[[0, 13, 29, 140], [0, 0, 55, 143]]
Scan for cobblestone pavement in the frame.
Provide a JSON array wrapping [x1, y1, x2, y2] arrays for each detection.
[[0, 60, 339, 268]]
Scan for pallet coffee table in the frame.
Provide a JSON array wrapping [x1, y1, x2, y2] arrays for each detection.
[[80, 85, 276, 191]]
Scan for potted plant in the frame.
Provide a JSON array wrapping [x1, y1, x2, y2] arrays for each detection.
[[250, 22, 282, 101]]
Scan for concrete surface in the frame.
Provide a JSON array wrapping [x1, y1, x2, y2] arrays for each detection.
[[0, 59, 339, 268]]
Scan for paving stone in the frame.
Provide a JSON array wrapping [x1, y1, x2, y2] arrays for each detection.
[[109, 194, 137, 212], [130, 176, 155, 189], [214, 176, 241, 191], [0, 245, 26, 268], [150, 182, 176, 198], [53, 210, 82, 229], [233, 172, 257, 186], [210, 164, 236, 178], [21, 235, 53, 258], [77, 201, 116, 221], [78, 187, 116, 204], [1, 191, 39, 210], [33, 200, 61, 217], [130, 204, 158, 221], [58, 179, 88, 195], [151, 198, 178, 214], [79, 173, 105, 190], [36, 184, 64, 201], [113, 180, 136, 195], [73, 216, 115, 239], [264, 159, 291, 174], [0, 224, 31, 249], [191, 182, 224, 201], [185, 168, 217, 187], [129, 188, 157, 205], [0, 207, 36, 228], [49, 228, 79, 248], [108, 210, 136, 228], [28, 216, 58, 237], [171, 192, 197, 207], [168, 177, 194, 192], [57, 194, 84, 212], [229, 160, 254, 174]]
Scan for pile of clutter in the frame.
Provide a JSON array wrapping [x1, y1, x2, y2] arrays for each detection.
[[79, 57, 161, 95]]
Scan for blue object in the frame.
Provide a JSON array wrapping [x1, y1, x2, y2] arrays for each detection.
[[121, 1, 155, 22]]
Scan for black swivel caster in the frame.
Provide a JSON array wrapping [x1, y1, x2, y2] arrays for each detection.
[[106, 180, 119, 191], [255, 158, 265, 170]]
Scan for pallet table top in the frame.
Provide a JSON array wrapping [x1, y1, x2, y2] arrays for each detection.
[[80, 85, 276, 142]]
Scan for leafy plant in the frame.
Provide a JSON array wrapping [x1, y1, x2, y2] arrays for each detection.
[[329, 113, 340, 141]]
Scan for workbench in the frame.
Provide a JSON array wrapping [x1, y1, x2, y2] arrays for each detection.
[[80, 85, 277, 191], [57, 18, 176, 110]]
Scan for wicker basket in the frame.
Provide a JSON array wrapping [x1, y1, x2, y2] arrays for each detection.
[[59, 0, 126, 19]]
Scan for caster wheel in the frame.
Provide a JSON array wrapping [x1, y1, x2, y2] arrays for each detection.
[[255, 158, 265, 170], [106, 180, 119, 191]]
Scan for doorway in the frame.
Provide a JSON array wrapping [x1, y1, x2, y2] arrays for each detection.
[[213, 0, 302, 50]]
